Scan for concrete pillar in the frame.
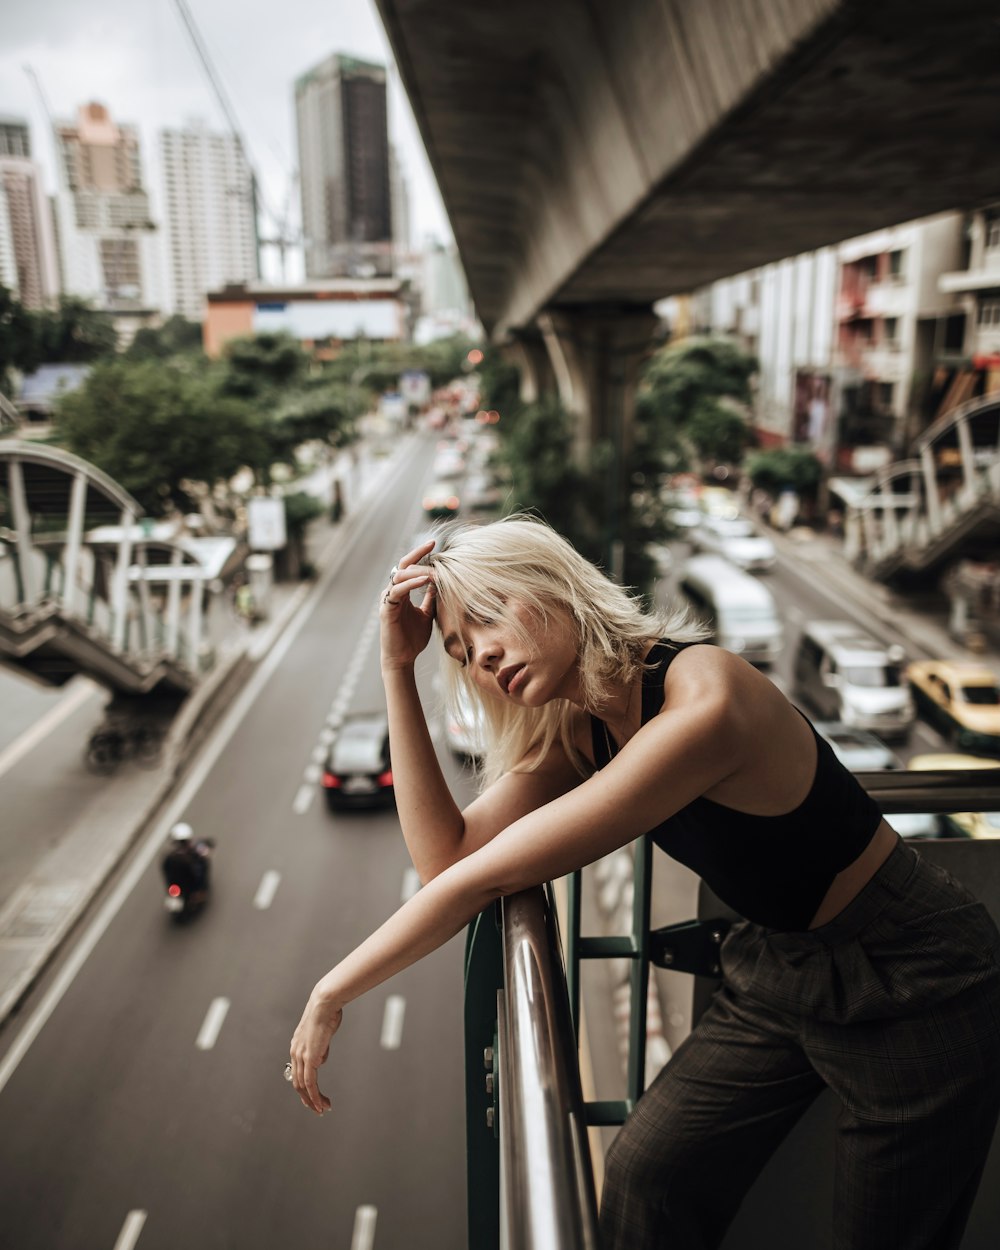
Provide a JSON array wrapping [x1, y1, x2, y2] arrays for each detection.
[[166, 549, 182, 655], [537, 305, 661, 577], [187, 573, 203, 669], [8, 456, 35, 605], [956, 414, 976, 500], [503, 330, 553, 405], [110, 510, 134, 651], [136, 545, 154, 654], [62, 471, 87, 617], [921, 444, 942, 532]]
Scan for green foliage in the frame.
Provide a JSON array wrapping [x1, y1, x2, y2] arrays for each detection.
[[637, 336, 757, 473], [280, 489, 325, 535], [54, 358, 270, 514], [126, 315, 204, 361], [220, 332, 310, 399], [267, 382, 364, 467], [476, 346, 522, 417], [497, 395, 598, 557], [745, 446, 823, 495], [0, 287, 117, 392]]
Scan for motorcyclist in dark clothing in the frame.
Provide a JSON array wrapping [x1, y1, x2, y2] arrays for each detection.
[[161, 822, 213, 897]]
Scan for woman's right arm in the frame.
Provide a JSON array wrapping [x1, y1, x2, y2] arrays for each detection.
[[381, 545, 583, 884]]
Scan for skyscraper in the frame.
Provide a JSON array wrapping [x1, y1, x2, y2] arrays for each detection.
[[52, 102, 162, 313], [295, 53, 393, 279], [159, 124, 258, 320], [0, 117, 60, 308]]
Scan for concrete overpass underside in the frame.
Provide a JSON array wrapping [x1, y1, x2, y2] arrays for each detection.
[[378, 0, 1000, 339]]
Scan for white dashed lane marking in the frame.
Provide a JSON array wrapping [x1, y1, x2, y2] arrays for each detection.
[[351, 1205, 377, 1250], [196, 997, 230, 1050], [112, 1210, 147, 1250], [380, 996, 406, 1050], [253, 871, 281, 910]]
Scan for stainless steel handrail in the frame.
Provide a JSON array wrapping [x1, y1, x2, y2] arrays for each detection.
[[856, 767, 1000, 811], [498, 886, 601, 1249]]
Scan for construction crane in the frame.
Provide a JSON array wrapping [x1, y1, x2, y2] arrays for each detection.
[[171, 0, 300, 279]]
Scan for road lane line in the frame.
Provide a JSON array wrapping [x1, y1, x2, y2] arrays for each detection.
[[293, 783, 315, 815], [253, 871, 281, 910], [0, 446, 427, 1096], [380, 996, 406, 1050], [196, 997, 230, 1050], [311, 744, 328, 764], [304, 763, 321, 784], [0, 679, 97, 782], [318, 726, 336, 744], [401, 867, 421, 902], [112, 1209, 147, 1250], [351, 1205, 377, 1250]]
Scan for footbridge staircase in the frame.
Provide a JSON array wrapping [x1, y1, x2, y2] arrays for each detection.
[[838, 394, 1000, 582], [0, 441, 225, 697]]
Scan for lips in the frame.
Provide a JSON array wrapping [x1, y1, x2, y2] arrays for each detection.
[[498, 663, 525, 695]]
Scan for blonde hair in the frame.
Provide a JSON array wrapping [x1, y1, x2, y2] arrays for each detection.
[[423, 514, 707, 787]]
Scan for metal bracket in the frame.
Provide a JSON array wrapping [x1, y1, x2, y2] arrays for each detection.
[[649, 918, 730, 977]]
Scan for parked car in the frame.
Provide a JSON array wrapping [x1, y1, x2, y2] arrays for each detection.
[[432, 445, 466, 479], [690, 515, 776, 571], [813, 720, 901, 772], [906, 660, 1000, 753], [907, 753, 1000, 839], [793, 620, 914, 740], [422, 482, 461, 520], [322, 713, 394, 810]]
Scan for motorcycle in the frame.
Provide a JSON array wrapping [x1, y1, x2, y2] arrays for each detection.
[[162, 837, 215, 920]]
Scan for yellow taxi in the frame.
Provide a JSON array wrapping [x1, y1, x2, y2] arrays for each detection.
[[907, 753, 1000, 839], [906, 660, 1000, 754]]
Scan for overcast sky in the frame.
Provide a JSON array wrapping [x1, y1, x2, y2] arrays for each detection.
[[0, 0, 453, 274]]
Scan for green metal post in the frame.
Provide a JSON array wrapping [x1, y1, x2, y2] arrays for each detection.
[[464, 903, 503, 1250]]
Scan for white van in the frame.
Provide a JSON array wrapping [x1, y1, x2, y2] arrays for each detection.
[[793, 620, 914, 740], [678, 555, 783, 666]]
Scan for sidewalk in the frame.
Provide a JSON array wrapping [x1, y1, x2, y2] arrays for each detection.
[[0, 433, 417, 1027]]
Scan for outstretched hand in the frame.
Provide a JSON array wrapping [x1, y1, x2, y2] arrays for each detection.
[[289, 993, 343, 1115], [380, 539, 437, 671]]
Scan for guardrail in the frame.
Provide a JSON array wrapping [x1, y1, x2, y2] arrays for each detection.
[[465, 768, 1000, 1249]]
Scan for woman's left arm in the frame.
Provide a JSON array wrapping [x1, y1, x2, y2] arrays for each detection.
[[289, 688, 742, 1114]]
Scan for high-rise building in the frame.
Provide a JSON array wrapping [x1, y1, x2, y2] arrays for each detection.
[[295, 53, 393, 279], [0, 118, 60, 309], [159, 124, 258, 320], [52, 102, 163, 314]]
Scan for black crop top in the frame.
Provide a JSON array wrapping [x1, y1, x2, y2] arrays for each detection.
[[590, 641, 883, 931]]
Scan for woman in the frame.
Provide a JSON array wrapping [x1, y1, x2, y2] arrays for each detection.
[[289, 515, 1000, 1250]]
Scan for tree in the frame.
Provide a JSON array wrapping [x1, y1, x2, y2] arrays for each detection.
[[267, 382, 365, 469], [745, 446, 823, 496], [637, 337, 757, 474], [0, 285, 39, 393], [33, 297, 118, 363], [126, 315, 204, 361], [220, 332, 309, 400], [55, 359, 271, 514]]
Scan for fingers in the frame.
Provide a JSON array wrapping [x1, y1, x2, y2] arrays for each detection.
[[382, 567, 433, 610], [398, 538, 436, 570]]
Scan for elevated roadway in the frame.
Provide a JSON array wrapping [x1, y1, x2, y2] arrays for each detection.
[[377, 0, 1000, 449]]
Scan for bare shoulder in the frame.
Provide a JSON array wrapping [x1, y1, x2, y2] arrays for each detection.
[[663, 644, 818, 812]]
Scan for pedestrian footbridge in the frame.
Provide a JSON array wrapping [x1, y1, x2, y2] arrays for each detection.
[[0, 441, 225, 696], [837, 393, 1000, 582]]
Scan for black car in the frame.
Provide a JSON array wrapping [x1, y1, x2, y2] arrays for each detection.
[[322, 713, 394, 810]]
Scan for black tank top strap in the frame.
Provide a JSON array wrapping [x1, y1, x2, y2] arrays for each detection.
[[591, 639, 692, 768]]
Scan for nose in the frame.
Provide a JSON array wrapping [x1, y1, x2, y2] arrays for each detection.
[[473, 636, 501, 671]]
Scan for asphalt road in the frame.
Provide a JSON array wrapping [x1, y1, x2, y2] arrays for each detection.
[[0, 433, 478, 1250]]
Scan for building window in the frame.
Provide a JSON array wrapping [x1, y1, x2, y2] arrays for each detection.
[[888, 249, 905, 282], [978, 300, 1000, 327], [877, 381, 895, 411], [985, 215, 1000, 251], [884, 316, 899, 346]]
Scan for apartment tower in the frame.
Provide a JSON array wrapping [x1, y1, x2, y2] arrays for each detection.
[[0, 117, 60, 308], [159, 124, 258, 320], [295, 53, 393, 279]]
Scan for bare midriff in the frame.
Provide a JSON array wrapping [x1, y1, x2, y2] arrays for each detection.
[[807, 819, 900, 930]]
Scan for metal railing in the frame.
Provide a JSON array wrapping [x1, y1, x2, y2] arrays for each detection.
[[465, 768, 1000, 1248]]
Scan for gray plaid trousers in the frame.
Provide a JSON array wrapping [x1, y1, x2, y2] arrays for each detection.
[[599, 839, 1000, 1250]]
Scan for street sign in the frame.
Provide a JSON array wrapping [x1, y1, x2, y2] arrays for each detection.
[[247, 497, 287, 550]]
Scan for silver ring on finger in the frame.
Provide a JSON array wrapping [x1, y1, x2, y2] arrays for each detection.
[[283, 1061, 293, 1082]]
